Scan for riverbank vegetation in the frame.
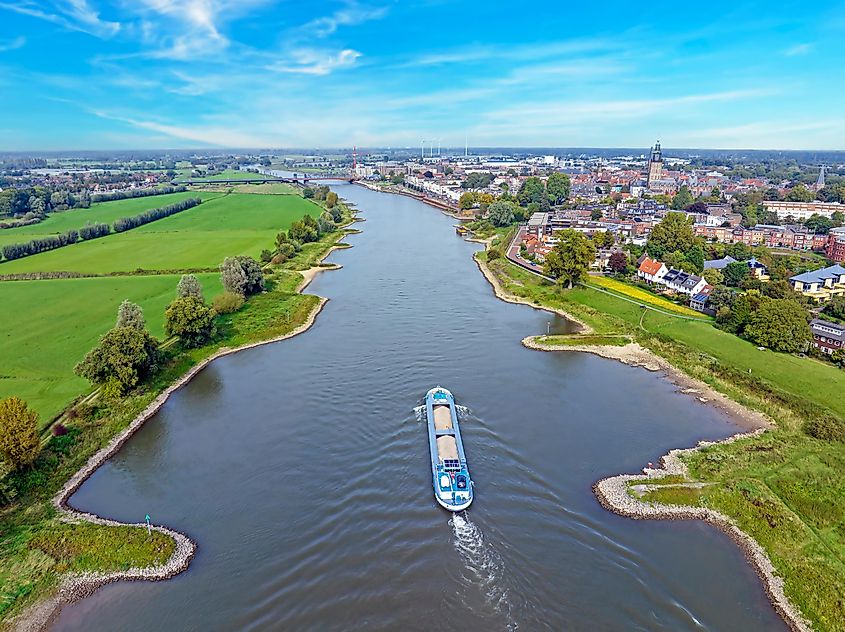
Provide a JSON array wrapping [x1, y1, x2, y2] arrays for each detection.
[[0, 186, 355, 624], [477, 248, 845, 630]]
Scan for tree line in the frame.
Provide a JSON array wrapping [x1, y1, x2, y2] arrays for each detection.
[[90, 185, 187, 203], [113, 197, 201, 232], [0, 198, 201, 262]]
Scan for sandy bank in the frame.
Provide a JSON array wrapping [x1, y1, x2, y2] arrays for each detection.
[[521, 337, 770, 430]]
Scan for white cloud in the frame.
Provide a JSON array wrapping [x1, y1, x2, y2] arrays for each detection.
[[302, 2, 388, 37], [269, 48, 362, 75], [0, 1, 120, 37], [0, 36, 26, 52]]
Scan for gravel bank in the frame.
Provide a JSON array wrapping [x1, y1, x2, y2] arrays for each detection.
[[593, 430, 811, 632]]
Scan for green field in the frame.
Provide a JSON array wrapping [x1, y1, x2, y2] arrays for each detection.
[[177, 169, 275, 182], [0, 274, 223, 423], [0, 193, 321, 274], [0, 192, 220, 248]]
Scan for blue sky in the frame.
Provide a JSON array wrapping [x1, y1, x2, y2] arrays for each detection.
[[1, 0, 844, 150]]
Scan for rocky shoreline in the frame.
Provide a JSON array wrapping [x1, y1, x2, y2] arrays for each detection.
[[593, 431, 811, 632], [11, 239, 350, 631]]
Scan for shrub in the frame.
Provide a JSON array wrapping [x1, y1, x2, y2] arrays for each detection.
[[260, 249, 273, 263], [805, 416, 845, 442], [116, 300, 145, 330], [487, 247, 502, 261], [52, 423, 68, 436], [0, 397, 40, 470], [212, 291, 245, 314]]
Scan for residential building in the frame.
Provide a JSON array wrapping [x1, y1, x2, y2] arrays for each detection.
[[637, 256, 668, 284], [790, 264, 845, 302], [661, 268, 707, 295], [762, 200, 845, 221], [826, 227, 845, 263], [690, 285, 715, 314], [810, 319, 844, 355]]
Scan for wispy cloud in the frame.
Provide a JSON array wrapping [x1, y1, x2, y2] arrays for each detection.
[[269, 48, 362, 75], [784, 43, 812, 56], [0, 0, 120, 37], [0, 36, 26, 52], [302, 2, 388, 37]]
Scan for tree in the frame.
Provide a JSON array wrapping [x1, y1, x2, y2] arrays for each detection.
[[785, 184, 814, 202], [318, 211, 336, 235], [544, 229, 596, 288], [458, 192, 477, 210], [546, 173, 571, 204], [608, 251, 628, 273], [517, 177, 546, 206], [685, 243, 705, 273], [647, 213, 696, 259], [745, 299, 810, 353], [805, 214, 834, 234], [326, 191, 339, 208], [487, 200, 515, 227], [822, 296, 845, 322], [671, 185, 694, 210], [703, 268, 724, 286], [116, 300, 145, 330], [590, 208, 603, 221], [220, 256, 264, 296], [177, 274, 204, 300], [723, 261, 750, 287], [75, 326, 159, 398], [165, 296, 216, 348], [0, 397, 40, 470]]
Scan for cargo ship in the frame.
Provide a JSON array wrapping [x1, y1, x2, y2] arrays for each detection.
[[425, 387, 473, 511]]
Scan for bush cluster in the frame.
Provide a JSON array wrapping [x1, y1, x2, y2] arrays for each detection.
[[79, 222, 111, 240], [212, 291, 245, 314], [90, 185, 187, 203], [113, 198, 201, 232]]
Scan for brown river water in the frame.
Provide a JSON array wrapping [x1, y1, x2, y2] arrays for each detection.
[[53, 184, 786, 631]]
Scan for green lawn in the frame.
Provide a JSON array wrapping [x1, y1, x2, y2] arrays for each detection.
[[0, 273, 222, 423], [0, 192, 220, 248], [0, 193, 321, 274]]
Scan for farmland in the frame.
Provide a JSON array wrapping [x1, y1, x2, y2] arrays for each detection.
[[0, 273, 223, 423], [0, 191, 221, 248], [0, 193, 322, 274]]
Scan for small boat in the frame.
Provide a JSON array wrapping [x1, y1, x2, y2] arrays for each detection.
[[425, 387, 473, 511]]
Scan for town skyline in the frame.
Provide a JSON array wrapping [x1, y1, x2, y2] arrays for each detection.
[[2, 1, 845, 150]]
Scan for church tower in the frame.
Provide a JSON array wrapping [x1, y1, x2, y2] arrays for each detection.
[[647, 140, 663, 187]]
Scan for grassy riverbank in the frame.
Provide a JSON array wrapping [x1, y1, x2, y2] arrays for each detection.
[[477, 250, 845, 631], [0, 195, 356, 627]]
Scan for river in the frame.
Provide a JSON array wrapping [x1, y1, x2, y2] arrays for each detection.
[[53, 184, 786, 631]]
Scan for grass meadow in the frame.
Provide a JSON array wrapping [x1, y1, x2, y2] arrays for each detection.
[[1, 273, 223, 423], [0, 191, 222, 248], [0, 193, 322, 274]]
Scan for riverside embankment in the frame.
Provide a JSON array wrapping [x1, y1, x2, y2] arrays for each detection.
[[50, 184, 787, 632]]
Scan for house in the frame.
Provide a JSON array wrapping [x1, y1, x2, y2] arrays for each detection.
[[662, 268, 707, 295], [690, 284, 715, 314], [827, 227, 845, 263], [790, 264, 845, 303], [704, 255, 737, 270], [637, 255, 667, 284], [810, 319, 845, 355]]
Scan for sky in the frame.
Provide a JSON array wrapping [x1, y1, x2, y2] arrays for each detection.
[[1, 0, 845, 150]]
